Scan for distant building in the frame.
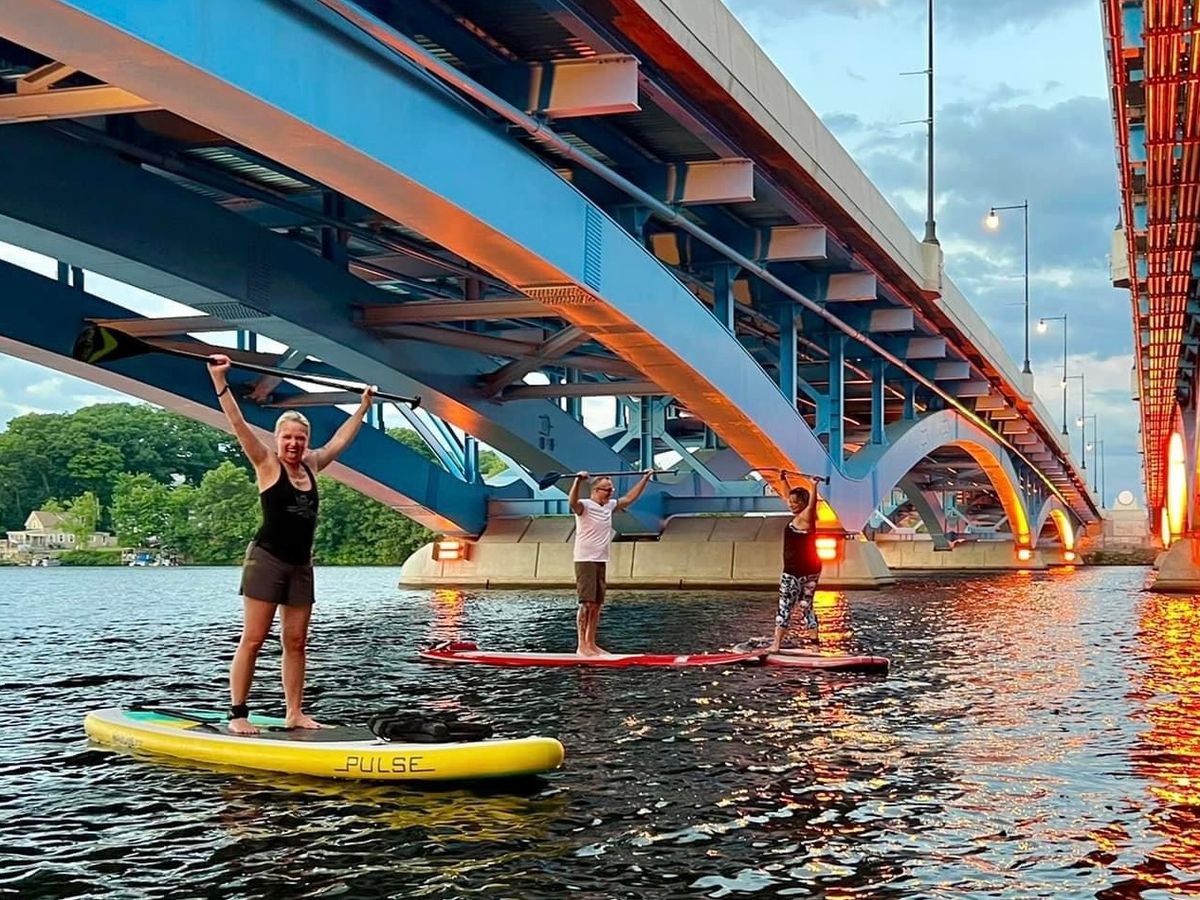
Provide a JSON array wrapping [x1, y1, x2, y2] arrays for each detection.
[[1088, 491, 1155, 551], [2, 510, 117, 558]]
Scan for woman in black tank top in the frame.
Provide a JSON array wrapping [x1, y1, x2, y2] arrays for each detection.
[[764, 474, 826, 655], [208, 354, 377, 735]]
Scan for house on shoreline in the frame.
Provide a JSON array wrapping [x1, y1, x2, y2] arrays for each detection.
[[2, 510, 117, 560]]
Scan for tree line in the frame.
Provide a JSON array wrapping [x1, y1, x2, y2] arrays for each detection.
[[0, 403, 502, 565]]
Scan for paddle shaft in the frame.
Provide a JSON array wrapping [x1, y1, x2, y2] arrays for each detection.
[[170, 344, 420, 407], [538, 469, 663, 490], [752, 467, 829, 484]]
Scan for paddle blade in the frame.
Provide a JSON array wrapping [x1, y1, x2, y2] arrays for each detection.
[[536, 472, 564, 491], [72, 324, 151, 365]]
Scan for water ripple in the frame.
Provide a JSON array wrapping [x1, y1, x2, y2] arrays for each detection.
[[2, 566, 1197, 897]]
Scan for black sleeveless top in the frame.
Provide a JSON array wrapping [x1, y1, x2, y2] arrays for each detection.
[[254, 462, 319, 565], [782, 523, 822, 576]]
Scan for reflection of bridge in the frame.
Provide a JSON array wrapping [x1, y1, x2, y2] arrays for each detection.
[[0, 0, 1097, 585], [1104, 0, 1200, 589]]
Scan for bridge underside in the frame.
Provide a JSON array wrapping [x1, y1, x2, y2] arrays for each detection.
[[1104, 0, 1200, 588], [0, 0, 1097, 558]]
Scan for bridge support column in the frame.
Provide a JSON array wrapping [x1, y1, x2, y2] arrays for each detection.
[[400, 516, 895, 588], [1151, 537, 1200, 592], [875, 538, 1049, 571]]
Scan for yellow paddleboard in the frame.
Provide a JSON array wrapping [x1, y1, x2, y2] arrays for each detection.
[[84, 707, 564, 782]]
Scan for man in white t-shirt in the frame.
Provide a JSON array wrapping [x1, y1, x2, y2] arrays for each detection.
[[568, 470, 654, 655]]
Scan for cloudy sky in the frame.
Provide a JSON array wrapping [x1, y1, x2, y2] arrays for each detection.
[[0, 0, 1135, 507], [725, 0, 1132, 506]]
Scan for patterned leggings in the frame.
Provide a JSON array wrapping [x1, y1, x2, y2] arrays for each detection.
[[776, 572, 820, 631]]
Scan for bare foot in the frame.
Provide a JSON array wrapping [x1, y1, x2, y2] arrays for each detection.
[[765, 644, 781, 656], [577, 645, 607, 657], [228, 716, 259, 736], [285, 713, 325, 729]]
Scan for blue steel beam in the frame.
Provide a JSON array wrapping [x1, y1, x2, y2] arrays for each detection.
[[0, 0, 1086, 536], [0, 0, 834, 491], [0, 124, 662, 530], [0, 258, 487, 535]]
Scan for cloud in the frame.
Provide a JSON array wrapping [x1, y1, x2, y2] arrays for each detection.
[[839, 95, 1124, 361], [724, 0, 1090, 34], [24, 377, 66, 399], [0, 358, 134, 428], [822, 87, 1138, 500], [822, 112, 866, 135]]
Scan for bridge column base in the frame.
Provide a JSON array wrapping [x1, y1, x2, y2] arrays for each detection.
[[399, 516, 896, 590], [875, 538, 1050, 571], [1150, 538, 1200, 592]]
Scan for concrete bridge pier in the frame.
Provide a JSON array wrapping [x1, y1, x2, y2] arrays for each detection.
[[875, 538, 1052, 572], [399, 516, 896, 590], [1151, 538, 1200, 593]]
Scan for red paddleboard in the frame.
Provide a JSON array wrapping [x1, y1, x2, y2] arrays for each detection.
[[420, 641, 761, 669], [765, 649, 889, 674]]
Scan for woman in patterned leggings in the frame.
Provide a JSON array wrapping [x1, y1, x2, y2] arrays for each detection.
[[767, 476, 824, 654]]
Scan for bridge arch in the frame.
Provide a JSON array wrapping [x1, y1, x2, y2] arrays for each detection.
[[841, 410, 1032, 545], [1030, 497, 1077, 557]]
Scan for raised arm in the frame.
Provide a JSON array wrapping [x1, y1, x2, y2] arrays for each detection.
[[799, 478, 821, 531], [567, 472, 587, 516], [308, 385, 377, 472], [616, 470, 654, 511], [208, 355, 270, 469]]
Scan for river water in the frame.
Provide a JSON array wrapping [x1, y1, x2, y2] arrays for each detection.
[[1, 564, 1197, 898]]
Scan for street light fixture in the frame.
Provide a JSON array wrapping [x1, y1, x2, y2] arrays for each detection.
[[1065, 372, 1086, 469], [1038, 315, 1068, 435], [984, 200, 1032, 374], [1080, 414, 1099, 489]]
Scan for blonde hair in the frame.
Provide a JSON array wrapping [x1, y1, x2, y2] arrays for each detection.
[[274, 411, 311, 435]]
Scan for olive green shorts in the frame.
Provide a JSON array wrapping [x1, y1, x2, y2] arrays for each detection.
[[574, 561, 607, 606], [239, 543, 314, 607]]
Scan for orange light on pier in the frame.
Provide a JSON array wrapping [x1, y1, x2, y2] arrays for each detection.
[[1063, 550, 1077, 563], [1016, 546, 1033, 562], [814, 534, 842, 563], [432, 539, 469, 561], [1166, 432, 1186, 544]]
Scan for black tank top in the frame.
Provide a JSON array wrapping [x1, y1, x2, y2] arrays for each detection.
[[254, 462, 319, 565], [782, 523, 822, 576]]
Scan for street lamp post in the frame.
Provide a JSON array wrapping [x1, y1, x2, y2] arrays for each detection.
[[900, 0, 937, 244], [1065, 373, 1086, 469], [1079, 414, 1099, 489], [1038, 315, 1068, 434], [1088, 438, 1106, 506], [923, 0, 936, 244], [985, 200, 1032, 374]]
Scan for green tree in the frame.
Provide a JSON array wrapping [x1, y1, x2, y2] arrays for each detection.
[[386, 427, 439, 464], [163, 484, 197, 559], [184, 462, 259, 563], [314, 476, 433, 565], [111, 473, 174, 547], [0, 403, 247, 530], [62, 491, 101, 545], [479, 449, 508, 478]]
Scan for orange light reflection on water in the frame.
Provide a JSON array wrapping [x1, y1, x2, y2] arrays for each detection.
[[1132, 594, 1200, 872], [430, 588, 467, 631], [812, 590, 852, 646]]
